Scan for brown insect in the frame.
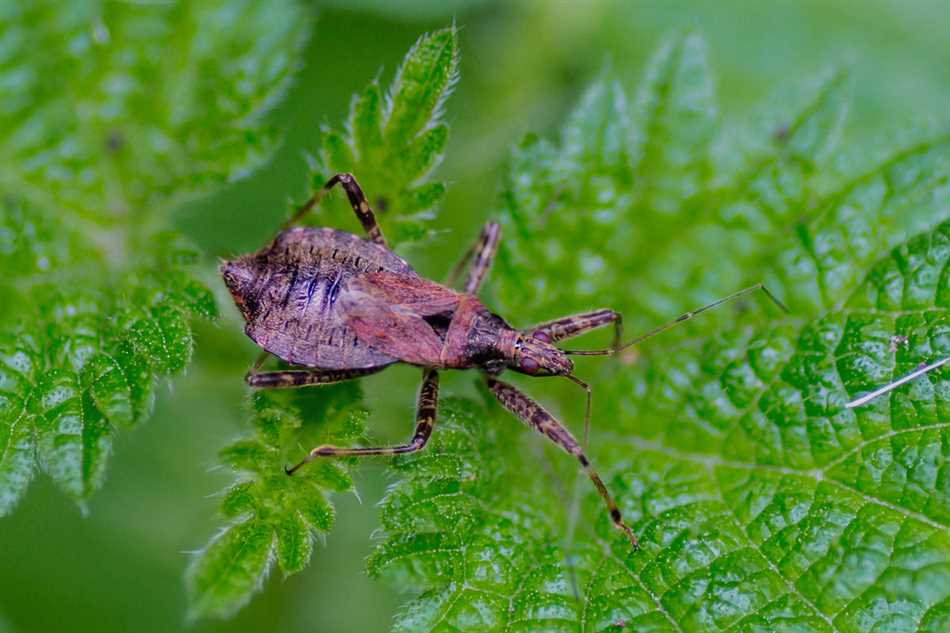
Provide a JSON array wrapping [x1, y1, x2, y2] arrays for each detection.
[[221, 173, 786, 550]]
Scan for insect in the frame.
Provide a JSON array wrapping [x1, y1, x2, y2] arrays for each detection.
[[221, 173, 786, 550]]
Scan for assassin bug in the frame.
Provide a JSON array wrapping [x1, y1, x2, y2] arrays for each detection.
[[221, 173, 787, 550]]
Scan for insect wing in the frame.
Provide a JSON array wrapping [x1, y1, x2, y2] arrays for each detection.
[[347, 272, 460, 315], [339, 273, 459, 365]]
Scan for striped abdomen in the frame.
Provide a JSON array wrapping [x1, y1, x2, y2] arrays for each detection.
[[223, 227, 413, 369]]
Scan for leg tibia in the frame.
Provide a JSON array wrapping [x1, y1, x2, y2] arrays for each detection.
[[486, 377, 638, 550], [283, 172, 387, 246], [286, 369, 439, 473], [445, 221, 501, 294], [526, 309, 622, 345]]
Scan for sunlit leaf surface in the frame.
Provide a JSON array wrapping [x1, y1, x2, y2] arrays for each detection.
[[368, 33, 950, 633]]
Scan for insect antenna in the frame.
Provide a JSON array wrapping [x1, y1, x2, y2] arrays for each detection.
[[564, 374, 593, 448], [845, 356, 950, 408], [562, 283, 789, 356]]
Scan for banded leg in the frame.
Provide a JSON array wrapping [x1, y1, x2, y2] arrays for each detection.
[[560, 283, 788, 356], [486, 376, 638, 550], [286, 368, 439, 474], [528, 310, 620, 447], [283, 172, 386, 246], [445, 221, 501, 294], [527, 308, 622, 348], [245, 365, 385, 389]]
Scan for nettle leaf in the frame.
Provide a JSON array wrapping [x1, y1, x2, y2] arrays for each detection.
[[183, 24, 463, 621], [370, 35, 950, 632], [0, 202, 218, 512], [0, 1, 309, 514], [369, 224, 950, 633], [493, 34, 950, 333], [367, 397, 577, 631], [305, 26, 459, 246], [0, 0, 308, 220], [187, 384, 368, 619], [594, 219, 950, 632]]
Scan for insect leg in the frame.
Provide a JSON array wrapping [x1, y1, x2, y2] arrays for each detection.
[[526, 308, 623, 348], [245, 365, 385, 389], [562, 283, 788, 356], [486, 376, 638, 550], [564, 374, 594, 449], [286, 368, 439, 473], [526, 311, 619, 448], [282, 172, 387, 247], [445, 221, 501, 294]]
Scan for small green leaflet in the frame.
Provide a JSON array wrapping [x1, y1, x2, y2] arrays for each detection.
[[187, 385, 368, 619], [304, 26, 459, 246], [0, 203, 218, 512]]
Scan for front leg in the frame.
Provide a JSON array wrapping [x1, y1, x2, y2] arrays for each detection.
[[531, 283, 787, 356], [526, 308, 622, 349], [286, 368, 439, 474], [486, 376, 638, 550], [526, 311, 619, 446]]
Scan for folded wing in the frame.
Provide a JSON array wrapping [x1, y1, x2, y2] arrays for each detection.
[[339, 272, 461, 366]]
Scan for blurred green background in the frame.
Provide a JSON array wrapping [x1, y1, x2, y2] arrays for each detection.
[[3, 1, 950, 631]]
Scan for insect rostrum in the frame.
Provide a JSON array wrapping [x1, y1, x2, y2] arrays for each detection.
[[221, 172, 783, 551]]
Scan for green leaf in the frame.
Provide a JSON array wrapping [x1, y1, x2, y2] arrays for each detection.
[[632, 32, 716, 216], [186, 35, 462, 602], [493, 36, 950, 338], [186, 385, 368, 619], [0, 201, 219, 509], [0, 0, 309, 220], [591, 222, 950, 630], [185, 519, 275, 620], [0, 0, 308, 514], [372, 220, 950, 631], [371, 34, 950, 632], [305, 26, 459, 246]]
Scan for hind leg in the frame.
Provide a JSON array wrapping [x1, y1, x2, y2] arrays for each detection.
[[244, 365, 386, 388], [283, 172, 387, 246]]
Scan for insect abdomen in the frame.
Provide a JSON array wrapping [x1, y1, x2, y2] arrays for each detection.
[[240, 228, 412, 369]]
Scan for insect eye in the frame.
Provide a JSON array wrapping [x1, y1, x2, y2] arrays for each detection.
[[532, 331, 551, 343], [520, 357, 540, 373]]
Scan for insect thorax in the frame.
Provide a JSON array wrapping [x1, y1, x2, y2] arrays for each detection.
[[442, 302, 512, 369]]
